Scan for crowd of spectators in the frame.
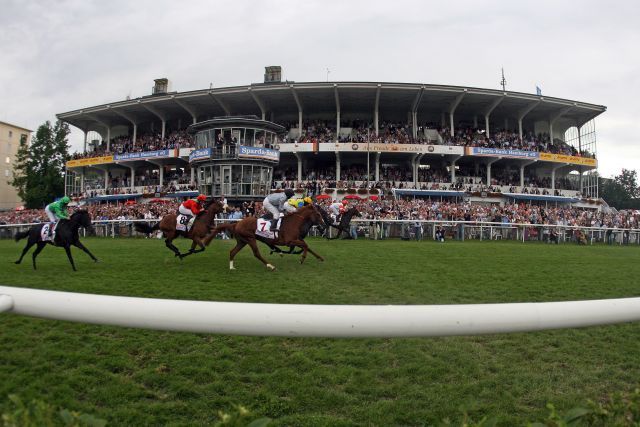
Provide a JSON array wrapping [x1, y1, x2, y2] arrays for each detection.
[[70, 130, 194, 160], [283, 121, 594, 158], [2, 198, 637, 230]]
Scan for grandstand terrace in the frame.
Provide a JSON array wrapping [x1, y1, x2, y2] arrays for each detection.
[[57, 73, 606, 206]]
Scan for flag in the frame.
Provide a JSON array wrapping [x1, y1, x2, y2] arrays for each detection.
[[536, 86, 542, 96]]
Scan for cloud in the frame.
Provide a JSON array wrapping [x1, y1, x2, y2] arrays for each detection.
[[1, 0, 639, 178]]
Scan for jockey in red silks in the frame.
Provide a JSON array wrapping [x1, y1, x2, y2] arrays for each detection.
[[179, 194, 207, 220]]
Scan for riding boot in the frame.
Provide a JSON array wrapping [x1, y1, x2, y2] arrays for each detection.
[[271, 218, 279, 231]]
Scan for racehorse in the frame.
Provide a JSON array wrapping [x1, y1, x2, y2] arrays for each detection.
[[14, 210, 98, 271], [319, 206, 359, 240], [134, 199, 224, 259], [205, 204, 325, 270]]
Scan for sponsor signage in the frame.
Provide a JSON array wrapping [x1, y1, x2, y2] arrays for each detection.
[[465, 147, 539, 159], [66, 155, 114, 168], [238, 145, 280, 162], [347, 143, 463, 155], [189, 147, 212, 162], [114, 149, 172, 161], [539, 152, 597, 167]]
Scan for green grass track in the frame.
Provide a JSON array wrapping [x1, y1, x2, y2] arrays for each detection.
[[1, 238, 640, 425]]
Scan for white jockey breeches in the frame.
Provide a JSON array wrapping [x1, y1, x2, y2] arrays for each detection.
[[179, 205, 193, 216], [263, 199, 280, 219], [45, 206, 57, 222]]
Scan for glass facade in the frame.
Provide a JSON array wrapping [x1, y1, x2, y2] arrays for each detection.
[[198, 164, 272, 197], [195, 127, 282, 149]]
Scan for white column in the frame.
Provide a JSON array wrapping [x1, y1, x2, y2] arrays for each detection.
[[192, 116, 197, 125], [486, 159, 498, 186], [520, 165, 525, 187], [485, 115, 490, 138], [374, 110, 379, 136], [549, 121, 553, 144], [158, 165, 164, 187], [104, 169, 109, 189], [295, 153, 303, 182], [336, 111, 341, 142], [106, 127, 111, 151], [298, 111, 303, 138], [130, 166, 135, 190], [518, 119, 523, 140], [161, 120, 166, 140], [335, 152, 341, 181], [412, 112, 418, 139], [450, 113, 455, 137], [375, 153, 381, 182], [579, 169, 584, 194], [451, 156, 461, 183], [80, 170, 85, 193], [83, 131, 88, 153], [132, 124, 137, 144]]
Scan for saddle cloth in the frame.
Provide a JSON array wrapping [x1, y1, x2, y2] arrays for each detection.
[[176, 214, 195, 232], [256, 218, 280, 239], [40, 223, 58, 242]]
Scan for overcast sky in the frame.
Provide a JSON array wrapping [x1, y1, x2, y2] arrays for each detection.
[[1, 0, 638, 177]]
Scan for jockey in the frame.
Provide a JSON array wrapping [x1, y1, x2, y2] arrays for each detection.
[[44, 196, 70, 236], [179, 194, 207, 225], [328, 199, 347, 224], [263, 188, 295, 231]]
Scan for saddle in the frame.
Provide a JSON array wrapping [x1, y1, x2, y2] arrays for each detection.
[[40, 222, 58, 242], [176, 214, 195, 232], [256, 217, 281, 239]]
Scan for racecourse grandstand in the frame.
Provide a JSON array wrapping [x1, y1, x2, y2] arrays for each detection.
[[57, 67, 605, 208]]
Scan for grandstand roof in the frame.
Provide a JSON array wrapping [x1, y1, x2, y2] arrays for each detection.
[[57, 82, 606, 133]]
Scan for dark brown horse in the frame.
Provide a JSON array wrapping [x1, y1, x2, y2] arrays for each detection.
[[205, 204, 325, 270], [134, 199, 224, 259]]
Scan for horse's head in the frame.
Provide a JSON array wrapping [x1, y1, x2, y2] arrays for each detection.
[[71, 210, 93, 230], [204, 198, 225, 215], [306, 204, 326, 227]]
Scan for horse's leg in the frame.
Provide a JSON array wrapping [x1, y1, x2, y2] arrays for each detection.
[[304, 245, 324, 262], [228, 240, 247, 270], [164, 234, 182, 258], [247, 239, 275, 271], [73, 240, 98, 262], [31, 242, 46, 270], [287, 239, 313, 264], [179, 240, 205, 259], [63, 245, 77, 271], [15, 239, 35, 264]]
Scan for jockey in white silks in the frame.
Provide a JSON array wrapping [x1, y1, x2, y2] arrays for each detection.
[[262, 188, 296, 231]]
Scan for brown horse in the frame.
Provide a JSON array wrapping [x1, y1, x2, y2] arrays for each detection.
[[205, 204, 325, 270], [134, 199, 224, 259]]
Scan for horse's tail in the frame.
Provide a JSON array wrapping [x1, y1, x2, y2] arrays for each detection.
[[134, 222, 160, 235], [205, 223, 237, 246], [14, 229, 30, 242]]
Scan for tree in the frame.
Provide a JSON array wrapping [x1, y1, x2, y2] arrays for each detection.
[[11, 120, 70, 209], [600, 169, 640, 210]]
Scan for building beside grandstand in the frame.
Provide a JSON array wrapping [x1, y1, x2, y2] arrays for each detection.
[[0, 121, 31, 211], [57, 67, 605, 207]]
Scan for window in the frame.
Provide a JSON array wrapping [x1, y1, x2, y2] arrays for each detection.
[[5, 156, 9, 164], [4, 169, 8, 177], [8, 131, 12, 138]]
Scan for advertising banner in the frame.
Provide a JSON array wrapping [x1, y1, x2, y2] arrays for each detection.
[[238, 145, 280, 162], [189, 148, 212, 162], [113, 149, 172, 161], [465, 147, 539, 159], [347, 143, 464, 155], [66, 155, 114, 168], [539, 152, 597, 167]]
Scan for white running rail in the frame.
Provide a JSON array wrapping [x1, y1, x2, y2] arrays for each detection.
[[1, 286, 640, 337]]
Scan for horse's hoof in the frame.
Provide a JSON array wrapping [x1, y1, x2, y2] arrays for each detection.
[[266, 264, 276, 271], [319, 258, 325, 262], [14, 261, 20, 264]]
